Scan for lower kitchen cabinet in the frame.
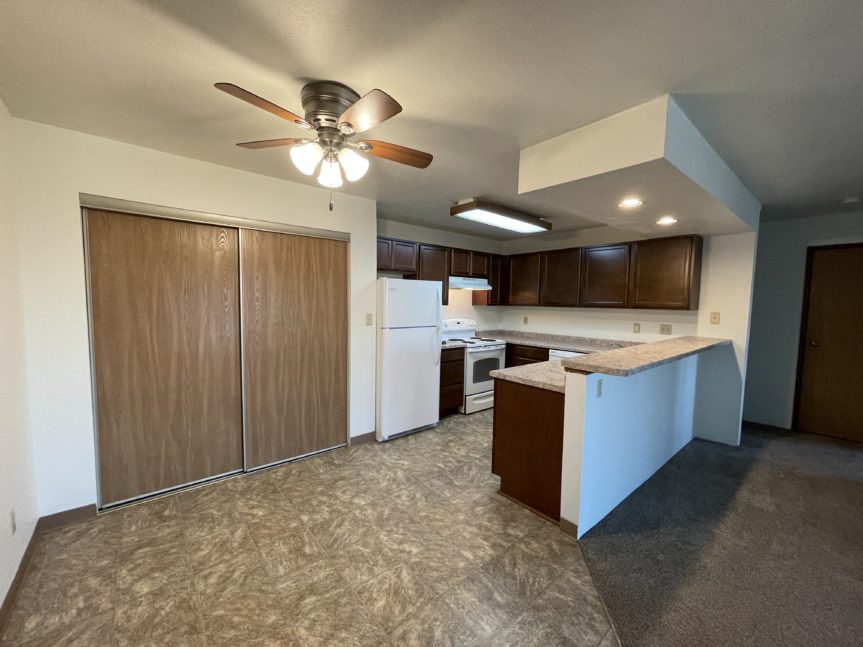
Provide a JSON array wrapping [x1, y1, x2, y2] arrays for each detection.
[[492, 378, 565, 520], [440, 347, 465, 416], [506, 343, 549, 367]]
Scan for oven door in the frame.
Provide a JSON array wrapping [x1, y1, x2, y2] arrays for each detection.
[[464, 346, 505, 396]]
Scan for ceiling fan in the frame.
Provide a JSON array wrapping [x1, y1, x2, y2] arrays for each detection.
[[215, 81, 433, 188]]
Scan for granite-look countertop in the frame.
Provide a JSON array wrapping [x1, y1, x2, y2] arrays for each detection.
[[562, 336, 731, 377], [490, 360, 566, 393], [478, 330, 638, 354]]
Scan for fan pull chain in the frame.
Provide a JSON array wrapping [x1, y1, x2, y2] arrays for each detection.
[[329, 190, 334, 212]]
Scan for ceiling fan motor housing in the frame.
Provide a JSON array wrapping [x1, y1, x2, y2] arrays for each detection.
[[301, 80, 360, 129]]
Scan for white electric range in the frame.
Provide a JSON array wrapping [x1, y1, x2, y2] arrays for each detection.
[[441, 319, 506, 414]]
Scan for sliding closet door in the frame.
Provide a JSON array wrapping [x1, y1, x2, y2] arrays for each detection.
[[241, 229, 348, 468], [87, 210, 243, 505]]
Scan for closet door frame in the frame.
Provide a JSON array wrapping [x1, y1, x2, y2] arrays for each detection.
[[81, 198, 350, 508]]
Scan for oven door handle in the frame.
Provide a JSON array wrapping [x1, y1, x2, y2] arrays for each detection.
[[467, 346, 505, 355]]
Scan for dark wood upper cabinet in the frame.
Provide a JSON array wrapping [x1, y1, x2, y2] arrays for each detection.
[[377, 237, 418, 273], [628, 236, 702, 310], [471, 252, 490, 278], [580, 244, 630, 307], [377, 238, 392, 269], [418, 243, 449, 305], [472, 254, 506, 306], [540, 248, 582, 307], [507, 253, 541, 305], [450, 248, 472, 276]]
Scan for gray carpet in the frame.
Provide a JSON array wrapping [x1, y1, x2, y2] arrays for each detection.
[[578, 426, 863, 647]]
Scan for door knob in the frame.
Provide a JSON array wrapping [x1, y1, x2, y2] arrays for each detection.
[[809, 340, 820, 348]]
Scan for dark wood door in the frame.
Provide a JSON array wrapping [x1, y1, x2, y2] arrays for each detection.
[[795, 244, 863, 442], [450, 248, 472, 276], [580, 244, 630, 307], [471, 252, 490, 278], [391, 240, 418, 272], [86, 210, 243, 505], [377, 238, 393, 270], [540, 248, 582, 306], [418, 244, 449, 305], [242, 230, 348, 468], [629, 236, 702, 309], [508, 253, 541, 305]]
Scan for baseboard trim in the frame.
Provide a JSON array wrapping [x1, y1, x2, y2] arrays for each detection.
[[559, 517, 579, 540], [350, 431, 376, 445], [0, 529, 37, 639], [34, 504, 96, 534]]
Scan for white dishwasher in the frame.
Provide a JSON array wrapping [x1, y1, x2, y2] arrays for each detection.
[[548, 349, 587, 360]]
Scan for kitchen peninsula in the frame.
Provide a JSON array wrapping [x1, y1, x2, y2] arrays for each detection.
[[491, 336, 731, 538]]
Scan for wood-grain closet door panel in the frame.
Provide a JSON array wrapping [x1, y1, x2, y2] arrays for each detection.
[[242, 230, 348, 467], [87, 210, 243, 505]]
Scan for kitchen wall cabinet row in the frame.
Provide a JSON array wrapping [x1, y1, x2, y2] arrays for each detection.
[[377, 234, 702, 310]]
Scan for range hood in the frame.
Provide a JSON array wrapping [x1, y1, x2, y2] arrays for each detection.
[[449, 276, 492, 291]]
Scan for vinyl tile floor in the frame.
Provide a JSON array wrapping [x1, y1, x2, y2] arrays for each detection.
[[0, 411, 619, 647]]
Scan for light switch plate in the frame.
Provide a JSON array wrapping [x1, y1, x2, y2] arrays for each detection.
[[633, 323, 641, 333], [523, 316, 529, 325], [710, 312, 721, 325], [365, 313, 373, 326], [659, 323, 672, 335]]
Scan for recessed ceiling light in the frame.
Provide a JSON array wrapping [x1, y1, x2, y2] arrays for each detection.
[[656, 215, 678, 226], [450, 199, 551, 234], [619, 197, 644, 208]]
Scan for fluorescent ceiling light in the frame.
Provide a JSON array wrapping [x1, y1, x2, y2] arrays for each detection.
[[656, 215, 678, 225], [450, 200, 551, 234], [619, 197, 644, 208]]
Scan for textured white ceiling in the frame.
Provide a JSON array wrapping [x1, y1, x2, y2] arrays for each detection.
[[1, 0, 862, 238]]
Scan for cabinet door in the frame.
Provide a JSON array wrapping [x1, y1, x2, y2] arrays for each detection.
[[377, 238, 393, 270], [506, 344, 549, 367], [471, 252, 490, 278], [418, 244, 450, 305], [391, 240, 419, 273], [629, 236, 702, 309], [540, 248, 581, 306], [472, 254, 503, 306], [450, 248, 472, 276], [580, 244, 630, 307], [507, 253, 541, 305]]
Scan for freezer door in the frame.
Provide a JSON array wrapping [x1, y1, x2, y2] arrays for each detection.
[[378, 278, 442, 329], [376, 327, 441, 440]]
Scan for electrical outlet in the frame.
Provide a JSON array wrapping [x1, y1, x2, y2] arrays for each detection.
[[523, 316, 529, 325], [633, 323, 641, 333], [710, 311, 721, 325], [365, 313, 373, 326], [596, 378, 603, 398], [10, 510, 16, 535], [659, 323, 672, 335]]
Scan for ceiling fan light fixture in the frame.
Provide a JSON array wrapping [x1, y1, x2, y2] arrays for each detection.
[[317, 158, 343, 188], [289, 141, 324, 175], [338, 148, 369, 182], [450, 200, 551, 234]]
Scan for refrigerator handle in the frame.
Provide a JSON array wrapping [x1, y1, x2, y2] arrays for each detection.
[[435, 286, 443, 366]]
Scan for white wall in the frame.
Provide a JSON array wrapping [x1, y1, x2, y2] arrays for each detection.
[[377, 218, 503, 254], [11, 118, 378, 516], [0, 100, 38, 602], [744, 213, 863, 428]]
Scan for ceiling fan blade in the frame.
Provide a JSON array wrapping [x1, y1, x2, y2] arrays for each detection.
[[360, 140, 433, 169], [338, 90, 402, 133], [236, 137, 309, 149], [215, 82, 311, 129]]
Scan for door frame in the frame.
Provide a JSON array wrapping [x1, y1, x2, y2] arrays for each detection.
[[792, 241, 863, 431], [81, 197, 351, 509]]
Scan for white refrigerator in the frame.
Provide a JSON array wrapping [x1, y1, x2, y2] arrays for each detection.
[[376, 278, 443, 441]]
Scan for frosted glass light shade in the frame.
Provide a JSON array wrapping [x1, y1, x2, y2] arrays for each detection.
[[338, 148, 369, 182], [317, 159, 343, 188], [289, 141, 323, 175]]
